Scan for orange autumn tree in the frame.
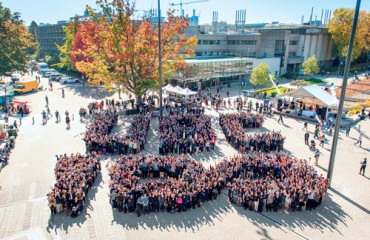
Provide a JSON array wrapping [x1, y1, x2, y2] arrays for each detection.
[[70, 0, 197, 99]]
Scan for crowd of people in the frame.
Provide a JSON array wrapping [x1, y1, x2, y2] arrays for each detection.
[[108, 152, 328, 216], [159, 114, 216, 155], [84, 102, 118, 154], [222, 153, 328, 212], [47, 153, 101, 217], [219, 113, 285, 153], [84, 101, 150, 154], [109, 155, 224, 215]]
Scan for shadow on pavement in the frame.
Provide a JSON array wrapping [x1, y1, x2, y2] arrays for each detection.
[[46, 173, 103, 235], [234, 191, 352, 237], [69, 86, 115, 100], [111, 194, 233, 232]]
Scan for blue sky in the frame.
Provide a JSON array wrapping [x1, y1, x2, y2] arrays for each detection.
[[1, 0, 369, 25]]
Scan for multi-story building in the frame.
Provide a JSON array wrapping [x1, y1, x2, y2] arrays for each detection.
[[28, 21, 67, 55], [185, 22, 334, 76]]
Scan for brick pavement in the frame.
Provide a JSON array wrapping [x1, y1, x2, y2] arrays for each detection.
[[0, 75, 369, 239]]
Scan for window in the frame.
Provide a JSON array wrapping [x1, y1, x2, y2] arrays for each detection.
[[289, 40, 298, 46], [245, 40, 257, 45], [274, 40, 285, 57], [288, 52, 297, 57]]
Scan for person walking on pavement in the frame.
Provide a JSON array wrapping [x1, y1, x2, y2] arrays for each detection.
[[314, 149, 320, 166], [304, 131, 310, 145], [277, 108, 284, 124], [13, 120, 18, 131], [42, 110, 47, 124], [314, 125, 320, 139], [359, 158, 367, 176], [45, 95, 49, 106], [302, 122, 308, 131], [47, 106, 52, 119], [227, 91, 229, 98], [55, 110, 60, 123], [319, 134, 325, 147], [346, 124, 351, 137], [354, 132, 363, 147], [62, 89, 65, 98], [66, 114, 71, 129]]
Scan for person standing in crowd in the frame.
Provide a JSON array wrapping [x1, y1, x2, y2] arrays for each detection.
[[136, 196, 143, 217], [346, 124, 351, 137], [304, 131, 310, 145], [302, 122, 308, 131], [354, 132, 363, 147], [359, 158, 367, 176]]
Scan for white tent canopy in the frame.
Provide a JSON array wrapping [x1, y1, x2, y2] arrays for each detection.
[[163, 84, 175, 91], [181, 88, 198, 96], [162, 85, 198, 96], [281, 85, 339, 107]]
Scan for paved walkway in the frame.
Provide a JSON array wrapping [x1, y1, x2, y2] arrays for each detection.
[[0, 74, 369, 240]]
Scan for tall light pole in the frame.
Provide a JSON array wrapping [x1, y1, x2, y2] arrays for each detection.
[[239, 55, 242, 99], [158, 0, 163, 116], [327, 0, 361, 186]]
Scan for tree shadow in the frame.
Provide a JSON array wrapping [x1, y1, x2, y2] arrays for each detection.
[[68, 85, 115, 100], [46, 173, 102, 235]]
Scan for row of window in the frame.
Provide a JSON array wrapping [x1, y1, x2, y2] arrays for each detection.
[[195, 51, 257, 57], [197, 40, 257, 45]]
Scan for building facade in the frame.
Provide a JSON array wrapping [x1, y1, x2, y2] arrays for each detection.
[[170, 57, 281, 90], [28, 21, 67, 55], [185, 24, 334, 76]]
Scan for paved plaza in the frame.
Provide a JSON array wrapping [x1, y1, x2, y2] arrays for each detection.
[[0, 74, 369, 240]]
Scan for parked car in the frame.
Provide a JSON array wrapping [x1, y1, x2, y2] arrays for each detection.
[[49, 73, 62, 81], [61, 77, 79, 84], [44, 72, 55, 78], [55, 75, 67, 82]]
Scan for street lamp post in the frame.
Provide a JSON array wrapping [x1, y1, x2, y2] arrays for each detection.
[[158, 0, 163, 117], [239, 56, 242, 99], [327, 0, 361, 186]]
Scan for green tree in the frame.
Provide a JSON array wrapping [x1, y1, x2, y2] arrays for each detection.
[[302, 55, 320, 75], [0, 3, 38, 75], [328, 8, 370, 61], [55, 16, 79, 71], [250, 63, 270, 87]]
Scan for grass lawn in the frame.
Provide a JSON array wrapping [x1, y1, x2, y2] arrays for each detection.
[[256, 86, 292, 97], [291, 78, 326, 86]]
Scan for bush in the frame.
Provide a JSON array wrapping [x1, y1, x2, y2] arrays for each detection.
[[348, 100, 370, 116]]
